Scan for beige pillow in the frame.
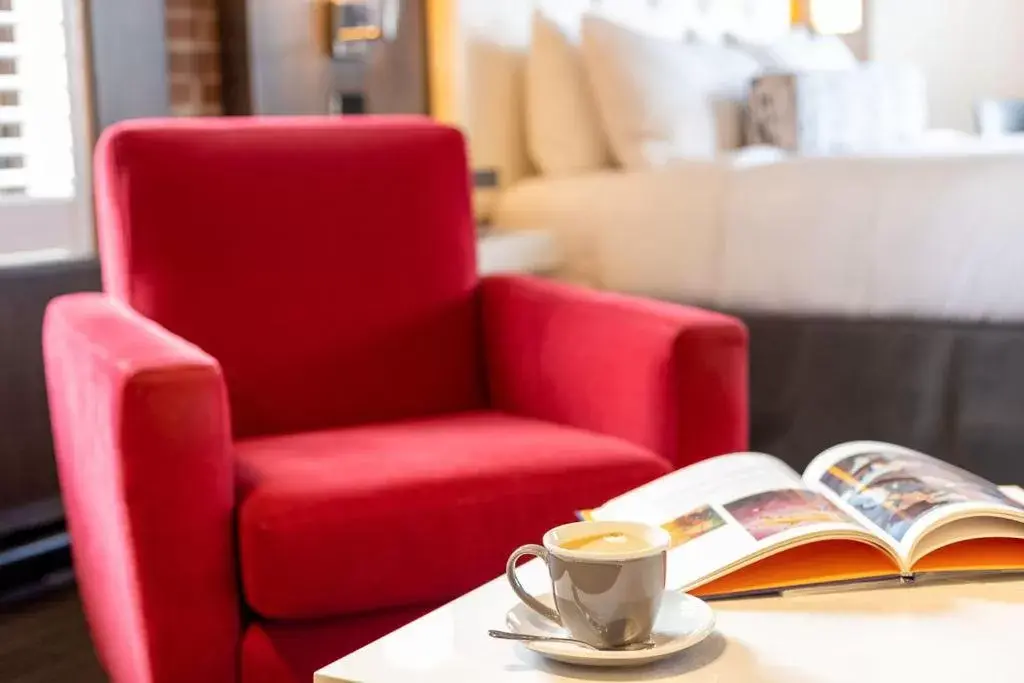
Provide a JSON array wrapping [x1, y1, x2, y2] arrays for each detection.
[[581, 15, 762, 169], [525, 11, 611, 176]]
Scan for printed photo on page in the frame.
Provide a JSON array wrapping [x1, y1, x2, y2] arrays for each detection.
[[582, 441, 1024, 599], [585, 452, 879, 592]]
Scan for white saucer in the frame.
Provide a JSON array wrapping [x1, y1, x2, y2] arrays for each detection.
[[503, 590, 715, 667]]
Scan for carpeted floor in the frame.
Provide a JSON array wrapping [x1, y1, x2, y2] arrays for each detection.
[[0, 588, 106, 683]]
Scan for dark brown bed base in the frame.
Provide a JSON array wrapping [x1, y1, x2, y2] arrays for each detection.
[[733, 311, 1024, 484]]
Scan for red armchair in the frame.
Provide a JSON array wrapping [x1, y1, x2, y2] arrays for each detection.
[[43, 117, 747, 683]]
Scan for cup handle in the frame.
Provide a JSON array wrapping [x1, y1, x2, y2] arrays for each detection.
[[505, 544, 562, 625]]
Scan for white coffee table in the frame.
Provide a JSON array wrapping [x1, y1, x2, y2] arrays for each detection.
[[316, 559, 1024, 682]]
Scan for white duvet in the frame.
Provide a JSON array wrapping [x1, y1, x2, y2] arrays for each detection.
[[493, 139, 1024, 321]]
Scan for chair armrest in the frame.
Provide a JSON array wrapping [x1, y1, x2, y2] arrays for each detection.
[[43, 294, 237, 683], [481, 275, 748, 468]]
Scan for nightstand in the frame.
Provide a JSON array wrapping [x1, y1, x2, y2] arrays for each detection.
[[476, 229, 561, 276]]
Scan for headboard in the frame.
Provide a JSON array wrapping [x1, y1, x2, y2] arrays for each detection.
[[425, 0, 793, 211]]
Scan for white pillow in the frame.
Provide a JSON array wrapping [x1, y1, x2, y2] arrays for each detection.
[[733, 28, 858, 72], [580, 15, 762, 169], [526, 11, 611, 176]]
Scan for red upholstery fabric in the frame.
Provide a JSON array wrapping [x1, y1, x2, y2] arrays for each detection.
[[43, 294, 238, 683], [94, 116, 483, 439], [240, 606, 436, 683], [45, 117, 749, 683], [236, 411, 671, 620], [482, 275, 749, 468]]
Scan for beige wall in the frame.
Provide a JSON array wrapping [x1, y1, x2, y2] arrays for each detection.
[[869, 0, 1024, 132]]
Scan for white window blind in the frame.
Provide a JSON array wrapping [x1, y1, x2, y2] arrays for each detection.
[[0, 0, 91, 262]]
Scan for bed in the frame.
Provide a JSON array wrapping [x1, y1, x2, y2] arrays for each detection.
[[493, 151, 1024, 321], [426, 0, 1024, 482]]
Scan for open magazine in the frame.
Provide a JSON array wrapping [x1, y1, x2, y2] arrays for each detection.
[[581, 441, 1024, 598]]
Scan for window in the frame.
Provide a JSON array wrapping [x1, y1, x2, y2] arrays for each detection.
[[0, 0, 92, 262]]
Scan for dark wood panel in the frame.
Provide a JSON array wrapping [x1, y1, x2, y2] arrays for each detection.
[[218, 0, 253, 115], [220, 0, 360, 115], [366, 0, 428, 114], [219, 0, 426, 115], [0, 260, 101, 513]]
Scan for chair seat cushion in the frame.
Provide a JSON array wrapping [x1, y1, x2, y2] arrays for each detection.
[[236, 411, 671, 620]]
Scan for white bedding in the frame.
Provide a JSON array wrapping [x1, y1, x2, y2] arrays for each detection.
[[492, 143, 1024, 321]]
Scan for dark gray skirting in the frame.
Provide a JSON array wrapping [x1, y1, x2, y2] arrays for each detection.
[[734, 311, 1024, 484]]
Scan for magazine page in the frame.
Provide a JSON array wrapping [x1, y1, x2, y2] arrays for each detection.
[[587, 452, 886, 591], [803, 441, 1024, 566]]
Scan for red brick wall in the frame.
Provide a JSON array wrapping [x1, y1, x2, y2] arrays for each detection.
[[166, 0, 222, 116]]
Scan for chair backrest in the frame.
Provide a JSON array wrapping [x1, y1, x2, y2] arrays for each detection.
[[95, 116, 485, 438]]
